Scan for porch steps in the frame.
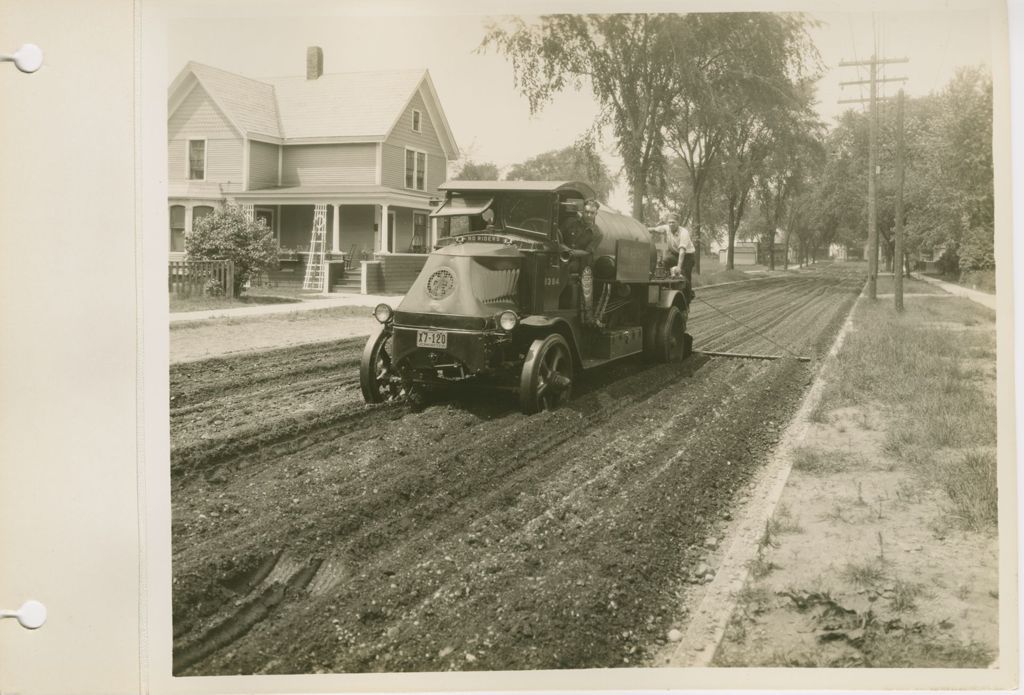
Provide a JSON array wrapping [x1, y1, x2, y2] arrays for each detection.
[[331, 275, 363, 293]]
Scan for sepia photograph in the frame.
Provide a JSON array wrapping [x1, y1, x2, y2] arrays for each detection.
[[159, 1, 1010, 685]]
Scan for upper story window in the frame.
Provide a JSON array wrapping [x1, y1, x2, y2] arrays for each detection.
[[411, 109, 422, 133], [188, 139, 206, 180], [405, 148, 427, 191]]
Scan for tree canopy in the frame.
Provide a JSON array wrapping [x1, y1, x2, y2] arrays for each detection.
[[505, 141, 617, 202], [453, 160, 501, 181], [483, 14, 681, 218]]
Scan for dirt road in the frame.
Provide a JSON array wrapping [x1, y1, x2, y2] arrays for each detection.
[[170, 264, 864, 675]]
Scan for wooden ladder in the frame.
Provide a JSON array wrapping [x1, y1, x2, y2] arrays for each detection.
[[302, 203, 328, 290]]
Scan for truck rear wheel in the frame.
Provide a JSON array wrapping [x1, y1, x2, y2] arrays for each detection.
[[654, 306, 688, 363], [519, 334, 573, 414]]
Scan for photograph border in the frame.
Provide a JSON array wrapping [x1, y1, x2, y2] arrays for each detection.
[[141, 0, 1018, 691]]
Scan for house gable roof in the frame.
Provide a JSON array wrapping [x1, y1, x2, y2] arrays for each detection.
[[168, 62, 459, 157], [176, 62, 283, 140]]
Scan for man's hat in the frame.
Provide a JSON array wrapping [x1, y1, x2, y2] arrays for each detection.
[[665, 213, 679, 223]]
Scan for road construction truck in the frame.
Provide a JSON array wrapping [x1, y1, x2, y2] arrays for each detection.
[[360, 180, 692, 413]]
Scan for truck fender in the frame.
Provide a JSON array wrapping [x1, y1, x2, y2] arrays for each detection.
[[519, 316, 583, 371], [656, 288, 689, 312]]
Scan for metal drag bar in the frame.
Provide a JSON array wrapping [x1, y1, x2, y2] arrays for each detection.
[[695, 350, 812, 363]]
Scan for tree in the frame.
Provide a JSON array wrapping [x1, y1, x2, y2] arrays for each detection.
[[186, 205, 279, 297], [755, 86, 824, 270], [902, 67, 993, 273], [817, 110, 871, 258], [663, 13, 821, 273], [715, 107, 774, 269], [505, 140, 617, 202], [482, 14, 682, 219], [453, 160, 500, 181]]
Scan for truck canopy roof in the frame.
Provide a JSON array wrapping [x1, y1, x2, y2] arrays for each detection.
[[438, 180, 598, 199]]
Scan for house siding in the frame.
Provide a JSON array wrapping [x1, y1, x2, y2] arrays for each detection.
[[168, 83, 244, 190], [249, 141, 280, 189], [169, 83, 237, 139], [281, 144, 376, 186], [381, 143, 405, 190], [382, 87, 448, 193], [339, 205, 377, 257]]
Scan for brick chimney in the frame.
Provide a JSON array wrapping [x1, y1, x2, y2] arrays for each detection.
[[306, 46, 323, 80]]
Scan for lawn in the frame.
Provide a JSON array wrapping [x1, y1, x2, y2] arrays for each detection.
[[873, 274, 946, 295], [169, 286, 324, 313]]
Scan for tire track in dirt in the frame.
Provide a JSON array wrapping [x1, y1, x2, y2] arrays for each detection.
[[171, 265, 865, 674]]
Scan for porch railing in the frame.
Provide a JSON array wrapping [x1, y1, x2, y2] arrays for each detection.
[[168, 259, 235, 298]]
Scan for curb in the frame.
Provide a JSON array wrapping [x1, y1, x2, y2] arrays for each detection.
[[664, 282, 866, 667]]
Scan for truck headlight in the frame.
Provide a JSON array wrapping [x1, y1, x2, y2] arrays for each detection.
[[373, 303, 393, 324], [498, 310, 519, 331]]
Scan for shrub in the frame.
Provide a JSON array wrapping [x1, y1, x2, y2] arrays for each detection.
[[958, 225, 995, 273], [185, 205, 279, 296]]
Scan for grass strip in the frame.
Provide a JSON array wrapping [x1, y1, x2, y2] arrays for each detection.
[[813, 298, 997, 530]]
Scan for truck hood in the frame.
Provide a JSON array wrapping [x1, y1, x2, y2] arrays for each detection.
[[397, 243, 522, 317]]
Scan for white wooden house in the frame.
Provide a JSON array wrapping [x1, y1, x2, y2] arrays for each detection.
[[167, 47, 459, 292]]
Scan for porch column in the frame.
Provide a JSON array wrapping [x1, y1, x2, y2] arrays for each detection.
[[380, 203, 390, 254], [431, 216, 438, 248], [332, 203, 341, 253]]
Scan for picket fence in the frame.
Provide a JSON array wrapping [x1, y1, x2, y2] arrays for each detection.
[[168, 259, 235, 298]]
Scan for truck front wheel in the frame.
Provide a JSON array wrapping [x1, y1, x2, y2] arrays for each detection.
[[519, 334, 573, 414], [359, 326, 407, 404]]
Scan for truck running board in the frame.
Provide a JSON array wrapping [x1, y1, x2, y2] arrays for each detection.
[[695, 350, 811, 363]]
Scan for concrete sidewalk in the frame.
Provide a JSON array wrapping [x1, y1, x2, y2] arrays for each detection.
[[912, 272, 996, 310], [169, 292, 403, 324]]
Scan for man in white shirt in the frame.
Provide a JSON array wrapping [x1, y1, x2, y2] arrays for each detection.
[[648, 213, 696, 290]]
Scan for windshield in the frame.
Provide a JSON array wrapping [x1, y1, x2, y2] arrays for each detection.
[[435, 192, 552, 240], [501, 193, 551, 235]]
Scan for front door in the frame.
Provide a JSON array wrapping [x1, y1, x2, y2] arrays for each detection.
[[411, 212, 428, 253]]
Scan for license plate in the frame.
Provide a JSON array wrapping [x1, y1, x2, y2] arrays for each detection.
[[416, 329, 448, 349]]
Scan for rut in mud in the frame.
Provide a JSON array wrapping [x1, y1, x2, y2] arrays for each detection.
[[170, 265, 864, 675]]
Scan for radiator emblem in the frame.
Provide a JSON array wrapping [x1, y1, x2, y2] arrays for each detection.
[[426, 267, 457, 300]]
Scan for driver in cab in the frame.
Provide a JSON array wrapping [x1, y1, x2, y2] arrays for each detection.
[[559, 199, 602, 254]]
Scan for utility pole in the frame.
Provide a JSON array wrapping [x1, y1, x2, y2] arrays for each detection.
[[894, 88, 905, 312], [838, 55, 908, 300]]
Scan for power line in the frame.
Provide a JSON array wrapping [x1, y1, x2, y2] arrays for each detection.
[[838, 52, 909, 301]]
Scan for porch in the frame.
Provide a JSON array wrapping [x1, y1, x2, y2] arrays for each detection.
[[169, 189, 437, 294]]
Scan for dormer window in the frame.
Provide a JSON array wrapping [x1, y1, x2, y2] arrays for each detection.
[[188, 139, 206, 180], [411, 109, 422, 133]]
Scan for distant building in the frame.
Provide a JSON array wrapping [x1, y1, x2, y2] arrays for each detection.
[[167, 47, 459, 292], [718, 229, 786, 266]]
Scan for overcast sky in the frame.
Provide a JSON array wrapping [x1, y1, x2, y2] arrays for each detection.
[[168, 8, 996, 212]]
